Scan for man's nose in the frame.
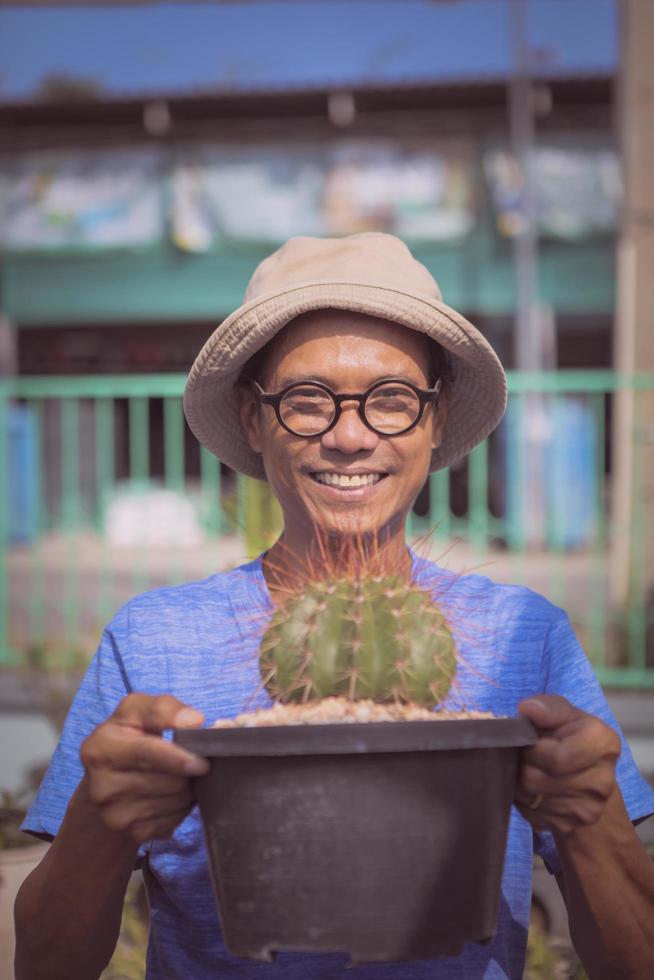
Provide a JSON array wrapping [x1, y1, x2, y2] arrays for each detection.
[[320, 402, 380, 454]]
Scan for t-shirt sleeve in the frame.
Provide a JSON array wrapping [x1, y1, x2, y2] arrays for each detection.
[[533, 608, 654, 874], [21, 603, 137, 848]]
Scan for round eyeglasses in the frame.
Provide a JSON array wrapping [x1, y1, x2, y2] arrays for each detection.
[[250, 377, 443, 438]]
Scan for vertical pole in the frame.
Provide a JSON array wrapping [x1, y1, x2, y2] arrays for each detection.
[[508, 0, 540, 375], [508, 0, 546, 549], [0, 316, 16, 660], [611, 0, 654, 662], [0, 386, 8, 661]]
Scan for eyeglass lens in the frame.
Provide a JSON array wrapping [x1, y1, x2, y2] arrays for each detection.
[[279, 383, 422, 436]]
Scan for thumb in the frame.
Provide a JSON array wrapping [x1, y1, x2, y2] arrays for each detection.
[[518, 694, 579, 732], [113, 693, 205, 733]]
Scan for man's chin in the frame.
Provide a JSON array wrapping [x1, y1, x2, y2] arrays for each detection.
[[304, 506, 404, 542]]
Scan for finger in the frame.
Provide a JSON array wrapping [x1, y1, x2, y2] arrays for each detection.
[[516, 804, 577, 837], [111, 693, 205, 734], [101, 797, 195, 840], [515, 791, 606, 832], [518, 761, 615, 801], [518, 695, 582, 734], [82, 726, 209, 777], [522, 723, 620, 777], [129, 806, 197, 843], [87, 768, 195, 807]]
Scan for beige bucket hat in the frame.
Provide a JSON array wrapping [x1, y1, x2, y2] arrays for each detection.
[[184, 232, 507, 480]]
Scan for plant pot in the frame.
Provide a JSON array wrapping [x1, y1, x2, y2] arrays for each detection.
[[174, 716, 536, 963]]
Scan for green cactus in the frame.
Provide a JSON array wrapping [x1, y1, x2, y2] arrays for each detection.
[[260, 573, 457, 707]]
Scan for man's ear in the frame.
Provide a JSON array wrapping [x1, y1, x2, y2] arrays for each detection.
[[237, 381, 264, 454], [431, 388, 448, 451]]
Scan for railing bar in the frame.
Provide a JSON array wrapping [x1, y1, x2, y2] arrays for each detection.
[[95, 398, 115, 627], [506, 393, 524, 551], [200, 448, 222, 536], [546, 395, 566, 609], [164, 397, 186, 586], [61, 398, 81, 529], [242, 478, 282, 557], [6, 371, 654, 402], [95, 398, 115, 529], [468, 441, 488, 554], [588, 393, 607, 669], [61, 398, 81, 654], [595, 667, 654, 689], [129, 397, 149, 485], [430, 469, 451, 540], [3, 375, 189, 400], [128, 397, 151, 595], [164, 397, 185, 492], [628, 389, 647, 670], [236, 473, 248, 541], [27, 398, 46, 650], [505, 371, 654, 394], [0, 392, 9, 662]]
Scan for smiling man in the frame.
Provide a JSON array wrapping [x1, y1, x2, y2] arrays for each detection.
[[239, 308, 448, 571], [15, 234, 654, 980]]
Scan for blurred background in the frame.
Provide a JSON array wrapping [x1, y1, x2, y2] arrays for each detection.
[[0, 1, 652, 974]]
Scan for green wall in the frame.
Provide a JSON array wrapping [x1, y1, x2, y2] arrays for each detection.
[[3, 234, 615, 327]]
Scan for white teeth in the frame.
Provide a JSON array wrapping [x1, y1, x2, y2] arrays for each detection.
[[314, 473, 382, 488]]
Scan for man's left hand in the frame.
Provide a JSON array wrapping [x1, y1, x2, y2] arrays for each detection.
[[515, 695, 621, 837]]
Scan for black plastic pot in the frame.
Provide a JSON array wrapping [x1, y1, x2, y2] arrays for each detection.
[[174, 716, 536, 963]]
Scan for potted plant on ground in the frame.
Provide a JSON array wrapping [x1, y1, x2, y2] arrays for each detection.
[[175, 539, 536, 963]]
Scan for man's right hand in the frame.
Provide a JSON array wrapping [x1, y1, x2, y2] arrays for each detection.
[[80, 693, 210, 845]]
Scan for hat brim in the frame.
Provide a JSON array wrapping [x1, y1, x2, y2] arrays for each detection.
[[184, 279, 507, 480]]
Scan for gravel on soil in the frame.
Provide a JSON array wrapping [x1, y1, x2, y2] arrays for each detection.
[[212, 697, 497, 727]]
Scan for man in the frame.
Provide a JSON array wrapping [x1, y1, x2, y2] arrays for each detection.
[[15, 234, 654, 979]]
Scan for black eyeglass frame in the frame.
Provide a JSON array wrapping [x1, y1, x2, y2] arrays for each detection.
[[249, 376, 444, 438]]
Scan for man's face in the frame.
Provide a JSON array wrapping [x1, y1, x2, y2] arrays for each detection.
[[239, 309, 447, 543]]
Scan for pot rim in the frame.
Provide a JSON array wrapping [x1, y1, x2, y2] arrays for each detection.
[[173, 715, 537, 757]]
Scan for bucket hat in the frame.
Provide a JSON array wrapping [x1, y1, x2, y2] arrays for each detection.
[[184, 232, 507, 480]]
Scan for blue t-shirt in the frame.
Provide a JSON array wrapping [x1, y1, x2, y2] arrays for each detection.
[[24, 553, 654, 980]]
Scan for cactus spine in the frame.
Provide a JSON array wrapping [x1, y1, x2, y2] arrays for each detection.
[[260, 573, 457, 708]]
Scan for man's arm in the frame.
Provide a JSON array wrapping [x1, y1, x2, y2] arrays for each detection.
[[553, 789, 654, 980], [14, 694, 209, 980], [518, 695, 654, 980], [14, 777, 138, 980]]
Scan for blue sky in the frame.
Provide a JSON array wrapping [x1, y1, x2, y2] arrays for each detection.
[[0, 0, 617, 102]]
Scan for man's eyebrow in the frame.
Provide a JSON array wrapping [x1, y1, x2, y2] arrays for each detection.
[[276, 374, 334, 387], [275, 374, 424, 389]]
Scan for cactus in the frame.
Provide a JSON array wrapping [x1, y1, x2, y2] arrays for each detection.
[[260, 570, 457, 708]]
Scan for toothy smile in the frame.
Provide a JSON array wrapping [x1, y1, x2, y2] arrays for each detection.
[[311, 472, 385, 488]]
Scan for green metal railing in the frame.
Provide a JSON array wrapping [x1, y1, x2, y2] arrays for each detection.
[[2, 371, 653, 687]]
